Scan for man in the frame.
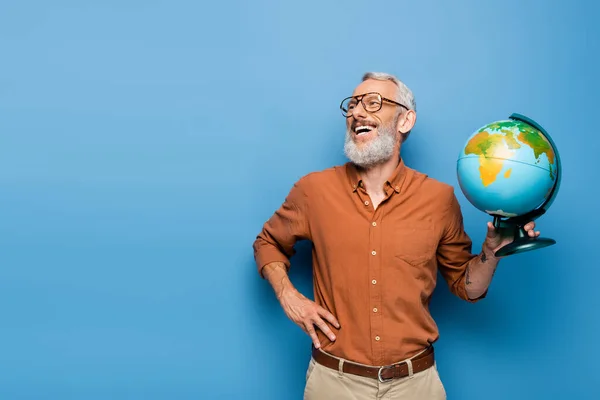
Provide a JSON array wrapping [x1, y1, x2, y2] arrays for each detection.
[[252, 72, 539, 399]]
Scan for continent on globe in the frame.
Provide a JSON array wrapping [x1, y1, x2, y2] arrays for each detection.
[[464, 131, 516, 186]]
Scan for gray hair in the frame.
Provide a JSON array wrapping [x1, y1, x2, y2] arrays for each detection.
[[361, 72, 416, 112]]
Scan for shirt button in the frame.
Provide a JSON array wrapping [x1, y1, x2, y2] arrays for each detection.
[[372, 279, 377, 284], [373, 307, 378, 312], [395, 186, 400, 192], [372, 222, 377, 226], [364, 200, 369, 206], [371, 250, 376, 256], [375, 336, 380, 341]]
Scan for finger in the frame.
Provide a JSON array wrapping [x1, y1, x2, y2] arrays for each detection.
[[486, 222, 498, 238], [317, 307, 340, 329], [528, 229, 535, 237], [313, 316, 337, 342], [304, 322, 321, 349], [523, 221, 535, 231], [535, 231, 540, 237]]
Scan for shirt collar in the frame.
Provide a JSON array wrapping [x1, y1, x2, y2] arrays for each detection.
[[346, 158, 408, 194]]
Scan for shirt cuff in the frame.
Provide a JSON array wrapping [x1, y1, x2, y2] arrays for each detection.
[[255, 249, 291, 278]]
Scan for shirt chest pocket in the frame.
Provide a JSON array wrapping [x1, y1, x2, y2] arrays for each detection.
[[389, 224, 437, 266]]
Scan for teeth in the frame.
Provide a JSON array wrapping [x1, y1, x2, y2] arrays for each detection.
[[355, 125, 374, 135]]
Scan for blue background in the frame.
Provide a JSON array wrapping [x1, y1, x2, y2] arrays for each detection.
[[1, 1, 598, 399]]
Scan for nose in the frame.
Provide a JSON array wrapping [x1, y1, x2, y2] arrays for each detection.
[[351, 100, 368, 119]]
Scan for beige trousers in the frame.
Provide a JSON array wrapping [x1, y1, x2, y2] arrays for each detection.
[[303, 352, 446, 400]]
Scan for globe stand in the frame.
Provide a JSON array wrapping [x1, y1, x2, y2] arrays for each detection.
[[491, 214, 556, 257]]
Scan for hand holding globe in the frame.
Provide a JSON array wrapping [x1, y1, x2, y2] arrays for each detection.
[[457, 113, 561, 257], [483, 219, 540, 258]]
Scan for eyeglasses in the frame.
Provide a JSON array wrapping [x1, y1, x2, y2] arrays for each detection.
[[340, 92, 408, 118]]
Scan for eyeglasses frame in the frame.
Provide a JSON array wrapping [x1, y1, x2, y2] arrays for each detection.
[[340, 92, 409, 118]]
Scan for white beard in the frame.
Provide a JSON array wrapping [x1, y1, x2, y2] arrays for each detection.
[[344, 120, 397, 168]]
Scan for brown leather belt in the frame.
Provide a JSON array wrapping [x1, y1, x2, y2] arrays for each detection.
[[311, 346, 435, 383]]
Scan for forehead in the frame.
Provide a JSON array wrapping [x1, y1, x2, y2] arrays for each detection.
[[352, 79, 397, 99]]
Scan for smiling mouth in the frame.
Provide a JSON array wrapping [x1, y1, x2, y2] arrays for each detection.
[[354, 124, 377, 136]]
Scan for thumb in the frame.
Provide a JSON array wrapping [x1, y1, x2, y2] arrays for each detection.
[[486, 221, 499, 238]]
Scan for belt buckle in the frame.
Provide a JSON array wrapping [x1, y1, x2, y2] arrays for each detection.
[[377, 365, 394, 383]]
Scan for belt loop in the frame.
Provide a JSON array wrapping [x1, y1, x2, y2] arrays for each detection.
[[406, 359, 414, 379], [338, 358, 344, 377]]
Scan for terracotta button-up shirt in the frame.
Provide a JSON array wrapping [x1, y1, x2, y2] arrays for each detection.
[[253, 159, 485, 366]]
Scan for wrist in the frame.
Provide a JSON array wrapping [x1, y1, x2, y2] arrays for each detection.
[[277, 282, 298, 303], [481, 244, 500, 263]]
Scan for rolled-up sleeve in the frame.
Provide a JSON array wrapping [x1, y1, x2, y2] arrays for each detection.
[[253, 178, 311, 278], [436, 189, 486, 302]]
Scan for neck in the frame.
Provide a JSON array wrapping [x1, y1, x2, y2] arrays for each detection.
[[357, 155, 400, 195]]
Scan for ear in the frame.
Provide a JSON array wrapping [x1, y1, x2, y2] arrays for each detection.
[[397, 110, 416, 134]]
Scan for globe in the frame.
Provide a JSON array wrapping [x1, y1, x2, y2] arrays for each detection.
[[456, 113, 561, 256]]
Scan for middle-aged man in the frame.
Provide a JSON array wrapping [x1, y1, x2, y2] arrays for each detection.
[[252, 72, 540, 399]]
